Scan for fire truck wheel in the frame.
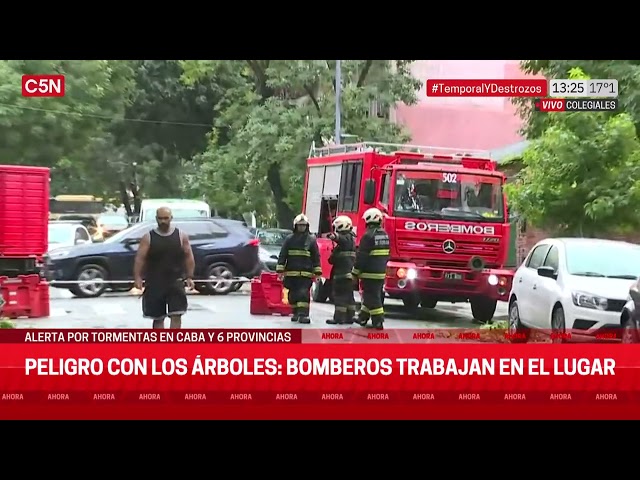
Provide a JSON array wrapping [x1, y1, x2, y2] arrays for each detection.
[[402, 295, 420, 311], [420, 297, 437, 309], [470, 298, 497, 323]]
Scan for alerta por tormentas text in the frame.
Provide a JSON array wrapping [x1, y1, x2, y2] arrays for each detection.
[[24, 357, 616, 377]]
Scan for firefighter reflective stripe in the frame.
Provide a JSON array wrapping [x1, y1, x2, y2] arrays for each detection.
[[296, 302, 309, 308], [369, 249, 390, 256], [335, 306, 348, 312], [352, 268, 360, 276], [276, 264, 285, 272], [336, 251, 356, 257], [288, 249, 311, 257], [313, 266, 322, 274], [361, 305, 369, 313], [335, 272, 352, 279], [360, 272, 386, 280], [284, 271, 314, 277], [369, 307, 384, 316]]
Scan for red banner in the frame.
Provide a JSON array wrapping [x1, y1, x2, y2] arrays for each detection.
[[0, 329, 637, 420]]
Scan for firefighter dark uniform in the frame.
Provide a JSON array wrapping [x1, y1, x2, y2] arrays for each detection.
[[276, 213, 322, 324], [326, 216, 356, 325], [353, 208, 390, 329]]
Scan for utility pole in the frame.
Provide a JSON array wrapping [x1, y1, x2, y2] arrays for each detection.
[[335, 60, 342, 145]]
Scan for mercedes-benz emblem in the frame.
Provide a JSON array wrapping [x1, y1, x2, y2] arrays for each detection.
[[442, 239, 456, 254]]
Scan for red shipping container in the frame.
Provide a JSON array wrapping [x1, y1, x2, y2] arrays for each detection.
[[250, 272, 292, 316], [0, 165, 50, 258], [0, 274, 49, 319]]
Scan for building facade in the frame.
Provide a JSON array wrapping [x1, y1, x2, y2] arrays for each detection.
[[391, 61, 542, 265], [392, 60, 536, 151]]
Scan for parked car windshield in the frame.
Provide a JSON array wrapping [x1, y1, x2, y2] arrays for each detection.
[[143, 208, 208, 220], [48, 224, 74, 244], [103, 223, 147, 243], [98, 214, 128, 227], [258, 229, 290, 246], [566, 241, 640, 278]]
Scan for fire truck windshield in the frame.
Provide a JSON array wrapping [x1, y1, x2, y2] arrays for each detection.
[[393, 171, 505, 222]]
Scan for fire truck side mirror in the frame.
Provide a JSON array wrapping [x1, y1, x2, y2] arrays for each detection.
[[363, 179, 376, 205]]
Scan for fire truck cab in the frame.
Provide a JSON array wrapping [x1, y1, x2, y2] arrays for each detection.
[[302, 142, 514, 323]]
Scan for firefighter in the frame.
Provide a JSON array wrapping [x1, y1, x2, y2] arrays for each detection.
[[326, 215, 357, 325], [352, 207, 390, 330], [276, 213, 322, 324]]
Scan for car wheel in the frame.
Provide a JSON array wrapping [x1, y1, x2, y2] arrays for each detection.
[[70, 264, 108, 298], [204, 263, 236, 295], [622, 316, 638, 343], [551, 305, 567, 343], [508, 299, 530, 343]]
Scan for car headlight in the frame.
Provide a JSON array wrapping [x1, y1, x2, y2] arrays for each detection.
[[572, 291, 608, 310], [406, 268, 417, 280], [488, 274, 498, 286]]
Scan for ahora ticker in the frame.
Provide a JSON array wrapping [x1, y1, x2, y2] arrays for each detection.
[[535, 98, 617, 112]]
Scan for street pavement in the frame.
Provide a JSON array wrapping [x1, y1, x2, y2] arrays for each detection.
[[12, 285, 509, 329]]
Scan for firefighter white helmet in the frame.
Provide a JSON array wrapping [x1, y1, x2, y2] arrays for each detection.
[[332, 215, 352, 232], [293, 213, 309, 227], [362, 207, 383, 224]]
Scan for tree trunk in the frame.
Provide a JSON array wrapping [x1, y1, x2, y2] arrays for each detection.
[[266, 162, 294, 228]]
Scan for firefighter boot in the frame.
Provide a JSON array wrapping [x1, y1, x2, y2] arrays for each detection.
[[341, 305, 356, 324], [367, 317, 384, 330], [327, 306, 346, 325], [299, 316, 311, 324], [367, 310, 384, 330], [356, 311, 370, 327]]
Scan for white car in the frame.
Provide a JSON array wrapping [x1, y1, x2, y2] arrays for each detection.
[[508, 238, 639, 343], [48, 222, 92, 251]]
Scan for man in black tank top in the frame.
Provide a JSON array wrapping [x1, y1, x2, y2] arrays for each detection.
[[134, 207, 196, 329]]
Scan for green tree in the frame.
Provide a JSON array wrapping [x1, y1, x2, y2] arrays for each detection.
[[105, 60, 221, 199], [180, 60, 421, 226], [0, 60, 135, 194], [506, 111, 640, 236], [508, 63, 640, 236], [514, 60, 640, 138]]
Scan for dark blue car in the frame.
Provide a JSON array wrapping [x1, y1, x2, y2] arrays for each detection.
[[44, 218, 261, 298]]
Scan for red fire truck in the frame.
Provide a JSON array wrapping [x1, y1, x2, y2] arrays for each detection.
[[303, 142, 514, 323]]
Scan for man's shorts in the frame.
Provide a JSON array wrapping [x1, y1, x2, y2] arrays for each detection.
[[142, 280, 188, 320]]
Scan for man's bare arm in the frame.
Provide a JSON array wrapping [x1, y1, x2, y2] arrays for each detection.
[[181, 232, 195, 278], [133, 233, 151, 283]]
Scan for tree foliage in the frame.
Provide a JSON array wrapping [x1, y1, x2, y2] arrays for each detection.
[[180, 60, 421, 226], [508, 63, 640, 236], [0, 60, 420, 225]]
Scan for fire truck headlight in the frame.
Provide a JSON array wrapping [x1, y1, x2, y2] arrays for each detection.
[[407, 269, 417, 280], [488, 274, 499, 286]]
